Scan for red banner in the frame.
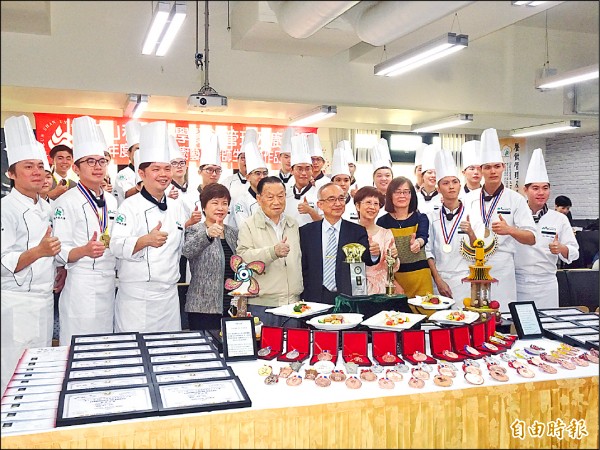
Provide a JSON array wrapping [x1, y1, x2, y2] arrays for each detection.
[[33, 113, 316, 168]]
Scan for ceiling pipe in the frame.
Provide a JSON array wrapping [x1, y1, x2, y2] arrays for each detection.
[[355, 1, 474, 47], [268, 1, 359, 39]]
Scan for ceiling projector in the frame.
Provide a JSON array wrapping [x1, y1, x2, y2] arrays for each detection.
[[187, 93, 228, 111]]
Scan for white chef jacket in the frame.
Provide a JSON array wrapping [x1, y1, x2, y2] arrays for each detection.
[[514, 209, 579, 309], [342, 197, 359, 223], [417, 189, 442, 215], [110, 192, 186, 333], [284, 184, 321, 228], [464, 187, 537, 312], [229, 188, 260, 230], [52, 185, 118, 344], [167, 182, 201, 219], [114, 165, 136, 207], [1, 189, 55, 395], [313, 173, 331, 191], [425, 205, 472, 302]]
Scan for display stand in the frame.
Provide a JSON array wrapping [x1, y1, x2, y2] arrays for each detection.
[[400, 329, 436, 365], [429, 328, 466, 362], [309, 331, 339, 365], [371, 331, 403, 365], [257, 326, 284, 361], [341, 331, 372, 366], [277, 328, 310, 362]]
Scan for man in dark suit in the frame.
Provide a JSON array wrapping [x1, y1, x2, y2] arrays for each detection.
[[300, 183, 380, 304]]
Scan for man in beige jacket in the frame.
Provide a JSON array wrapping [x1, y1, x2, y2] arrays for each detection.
[[237, 176, 303, 327]]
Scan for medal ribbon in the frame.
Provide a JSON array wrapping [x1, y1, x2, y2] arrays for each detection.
[[77, 183, 107, 233], [440, 203, 464, 246], [480, 188, 503, 228]]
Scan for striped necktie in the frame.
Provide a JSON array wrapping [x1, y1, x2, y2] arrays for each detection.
[[323, 226, 337, 291]]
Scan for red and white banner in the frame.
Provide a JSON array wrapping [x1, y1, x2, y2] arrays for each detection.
[[33, 113, 316, 168]]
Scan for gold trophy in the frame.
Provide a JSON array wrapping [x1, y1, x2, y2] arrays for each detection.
[[342, 243, 367, 296], [385, 249, 396, 296]]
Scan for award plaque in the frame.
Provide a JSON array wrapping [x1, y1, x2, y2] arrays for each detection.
[[221, 317, 258, 362], [342, 243, 368, 296], [508, 301, 544, 339]]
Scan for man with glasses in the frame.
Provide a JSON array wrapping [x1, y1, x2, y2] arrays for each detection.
[[300, 183, 379, 304], [115, 121, 141, 206], [306, 133, 331, 190], [196, 132, 222, 197], [52, 116, 118, 344]]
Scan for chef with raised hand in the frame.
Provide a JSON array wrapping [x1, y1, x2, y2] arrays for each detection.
[[115, 120, 141, 206], [515, 148, 579, 309], [1, 115, 59, 394], [53, 116, 118, 345], [110, 121, 189, 333], [464, 128, 536, 312]]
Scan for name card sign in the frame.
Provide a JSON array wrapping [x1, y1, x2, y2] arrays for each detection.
[[221, 317, 257, 362], [508, 301, 544, 339]]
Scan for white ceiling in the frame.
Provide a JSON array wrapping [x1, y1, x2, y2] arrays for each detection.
[[1, 0, 598, 136]]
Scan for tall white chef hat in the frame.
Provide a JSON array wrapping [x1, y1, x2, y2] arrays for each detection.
[[524, 148, 549, 185], [139, 121, 170, 164], [414, 142, 427, 167], [168, 135, 184, 161], [461, 140, 481, 169], [370, 138, 392, 172], [421, 143, 440, 173], [240, 129, 258, 155], [133, 149, 141, 183], [125, 121, 142, 149], [72, 116, 106, 162], [434, 149, 459, 183], [38, 144, 51, 172], [337, 140, 356, 165], [4, 115, 44, 167], [330, 144, 351, 178], [306, 133, 324, 158], [280, 127, 294, 154], [244, 131, 267, 174], [479, 128, 503, 165], [290, 134, 312, 167], [199, 132, 221, 166]]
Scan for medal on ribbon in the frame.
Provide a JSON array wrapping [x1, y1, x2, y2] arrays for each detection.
[[440, 204, 464, 253], [78, 183, 109, 248], [480, 188, 503, 231]]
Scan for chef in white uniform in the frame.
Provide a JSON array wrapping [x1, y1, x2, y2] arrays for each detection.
[[339, 140, 359, 196], [330, 143, 358, 223], [464, 128, 536, 312], [284, 135, 322, 227], [1, 115, 60, 394], [417, 144, 442, 215], [110, 121, 187, 333], [515, 148, 579, 309], [167, 135, 202, 219], [276, 127, 295, 186], [413, 143, 426, 191], [223, 130, 252, 212], [115, 121, 141, 206], [229, 132, 270, 229], [53, 116, 118, 345], [370, 138, 394, 220], [459, 140, 482, 200], [306, 133, 331, 190], [425, 149, 473, 303]]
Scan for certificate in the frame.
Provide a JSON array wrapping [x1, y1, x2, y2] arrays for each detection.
[[72, 349, 141, 359], [68, 366, 145, 379], [22, 346, 69, 361], [538, 308, 584, 317], [142, 331, 204, 340], [13, 364, 65, 374], [0, 400, 58, 414], [508, 301, 544, 339], [1, 418, 55, 434], [155, 369, 233, 383], [1, 408, 56, 422], [145, 338, 208, 347], [152, 360, 225, 373], [147, 345, 214, 355], [74, 333, 137, 343], [150, 352, 218, 363], [73, 342, 139, 351], [70, 357, 144, 369], [1, 391, 60, 405], [158, 378, 246, 409], [66, 375, 148, 391], [61, 387, 153, 419], [8, 377, 64, 388], [542, 322, 576, 330], [5, 384, 62, 396], [221, 317, 257, 361]]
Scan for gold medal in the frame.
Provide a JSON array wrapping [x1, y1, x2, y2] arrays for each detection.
[[100, 231, 111, 248], [442, 244, 452, 253], [484, 227, 491, 238]]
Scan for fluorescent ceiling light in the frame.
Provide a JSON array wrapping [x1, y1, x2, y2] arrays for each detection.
[[142, 1, 186, 56], [510, 120, 581, 137], [511, 1, 547, 5], [124, 94, 149, 118], [374, 33, 468, 77], [536, 63, 599, 89], [289, 105, 337, 126], [412, 114, 473, 133]]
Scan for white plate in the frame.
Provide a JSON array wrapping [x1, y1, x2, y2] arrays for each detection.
[[265, 302, 333, 318], [428, 309, 480, 325], [360, 311, 427, 331], [306, 313, 364, 331], [408, 295, 455, 310]]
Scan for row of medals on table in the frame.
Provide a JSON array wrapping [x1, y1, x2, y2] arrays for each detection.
[[257, 344, 599, 390]]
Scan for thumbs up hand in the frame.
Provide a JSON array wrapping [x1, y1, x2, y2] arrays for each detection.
[[274, 235, 290, 258], [147, 221, 168, 248], [206, 218, 224, 239], [297, 196, 312, 214], [38, 226, 61, 257], [549, 234, 562, 255], [167, 185, 179, 200], [368, 235, 381, 257], [409, 232, 421, 253], [186, 204, 202, 228], [491, 213, 511, 235], [86, 231, 106, 258]]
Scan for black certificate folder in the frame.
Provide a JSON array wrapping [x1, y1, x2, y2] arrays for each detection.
[[56, 385, 158, 427], [156, 376, 251, 416]]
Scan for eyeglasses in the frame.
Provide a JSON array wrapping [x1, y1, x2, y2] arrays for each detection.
[[171, 161, 186, 168], [320, 196, 346, 205], [294, 166, 312, 173], [251, 170, 269, 177], [361, 200, 380, 208], [393, 189, 411, 196], [202, 167, 222, 175], [83, 158, 108, 167]]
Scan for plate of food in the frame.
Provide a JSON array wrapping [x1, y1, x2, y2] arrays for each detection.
[[408, 294, 455, 310], [428, 309, 480, 325], [306, 313, 364, 331], [264, 301, 333, 318], [360, 311, 427, 331]]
